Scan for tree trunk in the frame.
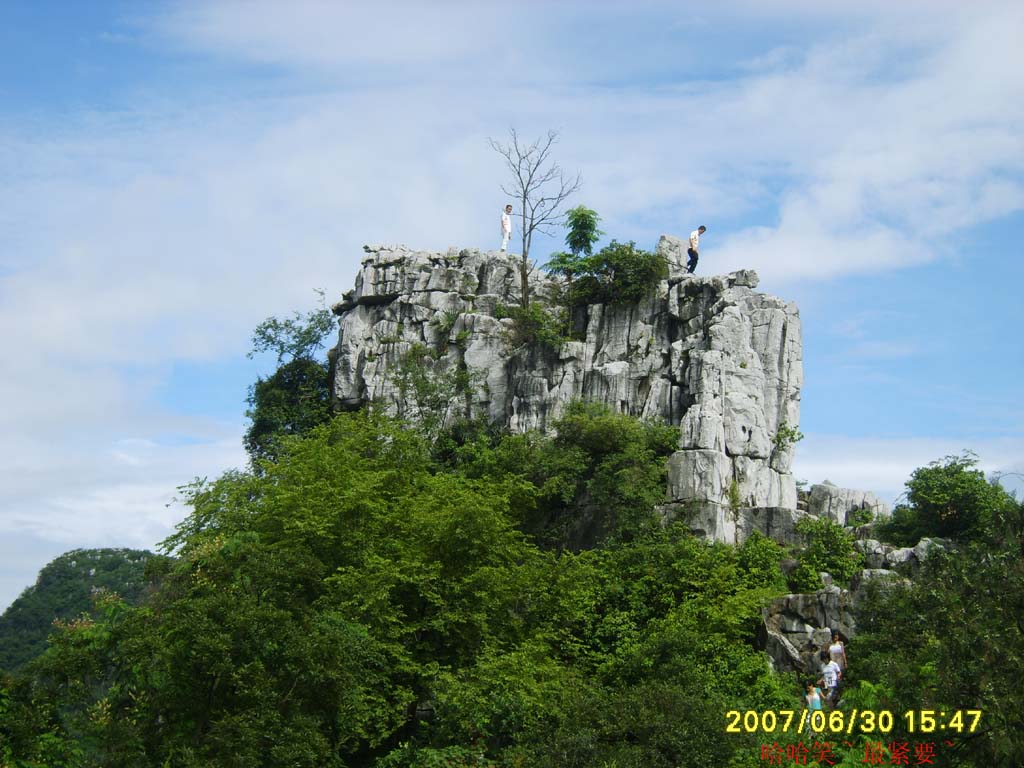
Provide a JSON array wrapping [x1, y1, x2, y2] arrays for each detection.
[[520, 255, 529, 309]]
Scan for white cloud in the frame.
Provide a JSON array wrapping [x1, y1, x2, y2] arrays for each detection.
[[2, 0, 1022, 608], [0, 422, 247, 612], [794, 434, 1024, 505], [151, 1, 505, 72]]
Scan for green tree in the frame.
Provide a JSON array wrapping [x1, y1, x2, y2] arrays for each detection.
[[244, 305, 336, 463], [877, 452, 1015, 543], [546, 205, 604, 335], [248, 303, 335, 364], [852, 494, 1024, 766], [1, 671, 82, 767], [737, 532, 787, 593], [245, 357, 333, 463], [790, 516, 863, 591], [0, 548, 165, 673], [425, 526, 791, 766], [563, 205, 603, 259], [569, 240, 669, 306], [449, 401, 678, 548]]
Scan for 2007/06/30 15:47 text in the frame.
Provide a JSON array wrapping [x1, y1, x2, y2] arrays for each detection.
[[725, 709, 982, 734]]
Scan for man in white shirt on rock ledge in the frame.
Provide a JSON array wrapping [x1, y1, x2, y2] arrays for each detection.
[[501, 204, 513, 252], [686, 225, 706, 273]]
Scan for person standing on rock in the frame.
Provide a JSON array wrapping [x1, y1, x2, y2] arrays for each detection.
[[686, 225, 706, 273], [501, 204, 513, 252]]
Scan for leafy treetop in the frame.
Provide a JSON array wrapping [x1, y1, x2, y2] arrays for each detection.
[[248, 302, 335, 364]]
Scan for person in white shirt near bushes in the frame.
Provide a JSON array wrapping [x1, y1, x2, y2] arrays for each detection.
[[687, 225, 706, 273], [819, 651, 842, 709], [501, 204, 513, 252]]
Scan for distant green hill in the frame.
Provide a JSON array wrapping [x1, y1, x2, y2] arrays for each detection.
[[0, 548, 168, 672]]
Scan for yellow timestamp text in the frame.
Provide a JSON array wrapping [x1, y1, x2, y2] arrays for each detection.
[[725, 709, 982, 735]]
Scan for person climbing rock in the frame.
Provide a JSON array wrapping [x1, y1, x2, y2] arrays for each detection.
[[501, 204, 513, 252], [686, 225, 706, 273]]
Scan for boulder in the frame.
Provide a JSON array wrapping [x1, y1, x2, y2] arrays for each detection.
[[855, 537, 948, 570], [759, 586, 855, 674], [807, 481, 891, 525]]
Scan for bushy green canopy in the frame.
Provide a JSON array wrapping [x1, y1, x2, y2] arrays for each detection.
[[3, 409, 793, 768]]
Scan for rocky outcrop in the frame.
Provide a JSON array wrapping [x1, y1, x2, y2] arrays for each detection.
[[807, 481, 892, 525], [759, 585, 855, 674], [759, 567, 911, 673], [855, 537, 947, 571], [676, 504, 808, 548], [331, 241, 803, 543]]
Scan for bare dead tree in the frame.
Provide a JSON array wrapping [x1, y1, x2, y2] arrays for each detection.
[[489, 129, 581, 308]]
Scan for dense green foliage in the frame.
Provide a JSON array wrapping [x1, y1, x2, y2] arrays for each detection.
[[0, 409, 794, 767], [560, 240, 669, 306], [849, 488, 1024, 766], [789, 517, 864, 592], [244, 307, 336, 462], [445, 401, 679, 548], [0, 549, 166, 673], [494, 303, 568, 349], [876, 452, 1014, 544], [245, 357, 334, 462]]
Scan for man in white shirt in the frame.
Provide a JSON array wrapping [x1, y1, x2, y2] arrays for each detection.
[[819, 653, 842, 709], [501, 205, 513, 252], [686, 225, 706, 274]]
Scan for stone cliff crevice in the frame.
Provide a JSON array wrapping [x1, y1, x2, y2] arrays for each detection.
[[330, 236, 805, 544]]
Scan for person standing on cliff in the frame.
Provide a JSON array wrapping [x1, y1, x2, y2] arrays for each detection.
[[501, 204, 513, 252], [686, 225, 706, 273]]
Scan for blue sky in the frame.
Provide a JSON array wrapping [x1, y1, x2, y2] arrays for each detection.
[[2, 0, 1022, 610]]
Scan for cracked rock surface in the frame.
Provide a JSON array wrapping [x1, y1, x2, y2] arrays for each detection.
[[331, 239, 804, 543]]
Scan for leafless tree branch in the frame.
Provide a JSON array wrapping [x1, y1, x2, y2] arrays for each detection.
[[488, 129, 581, 307]]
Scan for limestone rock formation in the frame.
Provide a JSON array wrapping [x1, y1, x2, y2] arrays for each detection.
[[759, 585, 855, 674], [808, 481, 892, 525], [855, 537, 947, 571], [331, 240, 804, 543]]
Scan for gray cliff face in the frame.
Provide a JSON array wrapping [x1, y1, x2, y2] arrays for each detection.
[[331, 237, 803, 542], [807, 481, 892, 525], [760, 586, 857, 674]]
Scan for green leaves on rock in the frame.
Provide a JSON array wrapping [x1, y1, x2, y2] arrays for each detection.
[[790, 516, 863, 591], [549, 240, 669, 307]]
